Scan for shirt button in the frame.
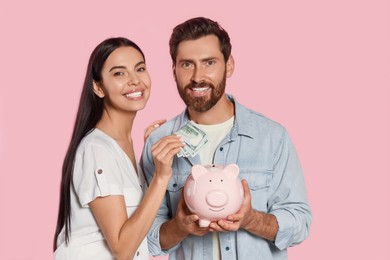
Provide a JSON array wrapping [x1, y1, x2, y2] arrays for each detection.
[[136, 251, 140, 256], [225, 246, 230, 251], [219, 147, 224, 151], [173, 183, 178, 188], [97, 169, 103, 174]]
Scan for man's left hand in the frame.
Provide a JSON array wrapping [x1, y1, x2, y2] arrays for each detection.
[[209, 180, 255, 232]]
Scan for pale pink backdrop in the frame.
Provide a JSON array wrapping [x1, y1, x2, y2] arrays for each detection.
[[0, 0, 389, 259]]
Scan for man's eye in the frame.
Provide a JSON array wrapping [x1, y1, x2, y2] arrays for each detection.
[[137, 67, 146, 72], [181, 62, 192, 69], [206, 60, 215, 66]]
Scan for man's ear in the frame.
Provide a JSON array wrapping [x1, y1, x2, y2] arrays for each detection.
[[226, 55, 235, 78], [93, 81, 105, 98], [172, 63, 177, 82]]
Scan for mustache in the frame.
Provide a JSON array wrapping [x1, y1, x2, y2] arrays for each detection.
[[185, 81, 214, 89]]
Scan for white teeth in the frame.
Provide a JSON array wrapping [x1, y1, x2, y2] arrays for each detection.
[[125, 91, 142, 98], [192, 87, 209, 92]]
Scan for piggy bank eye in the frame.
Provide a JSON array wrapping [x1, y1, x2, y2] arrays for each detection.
[[221, 179, 223, 182], [209, 179, 212, 182]]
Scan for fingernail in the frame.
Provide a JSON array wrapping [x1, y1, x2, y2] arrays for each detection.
[[176, 134, 185, 142], [154, 124, 160, 127]]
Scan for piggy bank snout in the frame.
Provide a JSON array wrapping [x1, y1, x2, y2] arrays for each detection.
[[206, 190, 228, 207]]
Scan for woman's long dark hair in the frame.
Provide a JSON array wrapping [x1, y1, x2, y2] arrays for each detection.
[[53, 37, 145, 251]]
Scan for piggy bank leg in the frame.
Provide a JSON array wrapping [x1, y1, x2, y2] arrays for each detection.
[[198, 219, 211, 227]]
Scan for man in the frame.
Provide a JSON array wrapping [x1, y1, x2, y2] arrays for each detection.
[[141, 17, 312, 260]]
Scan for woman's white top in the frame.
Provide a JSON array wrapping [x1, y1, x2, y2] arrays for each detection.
[[55, 129, 149, 260]]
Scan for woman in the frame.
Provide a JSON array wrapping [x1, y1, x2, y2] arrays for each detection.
[[53, 37, 183, 259]]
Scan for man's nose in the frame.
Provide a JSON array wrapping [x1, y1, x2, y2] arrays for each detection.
[[191, 67, 206, 83]]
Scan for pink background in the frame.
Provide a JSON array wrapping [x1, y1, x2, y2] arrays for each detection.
[[0, 0, 389, 259]]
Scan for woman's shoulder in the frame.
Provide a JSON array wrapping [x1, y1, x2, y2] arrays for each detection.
[[77, 128, 115, 155]]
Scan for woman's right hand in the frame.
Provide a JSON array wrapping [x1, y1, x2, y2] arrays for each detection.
[[151, 134, 184, 178]]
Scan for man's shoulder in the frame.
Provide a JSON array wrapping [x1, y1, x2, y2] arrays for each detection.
[[238, 103, 286, 134]]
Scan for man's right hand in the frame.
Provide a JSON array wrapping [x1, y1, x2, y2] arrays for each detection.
[[175, 191, 210, 236], [160, 191, 209, 250]]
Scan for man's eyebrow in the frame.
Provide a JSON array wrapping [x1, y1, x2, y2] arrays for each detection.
[[177, 57, 217, 63], [200, 57, 217, 62], [177, 59, 194, 63], [179, 56, 218, 62]]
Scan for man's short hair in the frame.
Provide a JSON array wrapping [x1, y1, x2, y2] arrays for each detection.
[[169, 17, 232, 63]]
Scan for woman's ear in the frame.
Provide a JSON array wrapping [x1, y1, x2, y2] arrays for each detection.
[[93, 81, 105, 98], [226, 55, 235, 78]]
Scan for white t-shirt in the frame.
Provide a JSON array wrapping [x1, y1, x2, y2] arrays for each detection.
[[191, 117, 234, 166], [55, 129, 148, 260], [191, 117, 235, 260]]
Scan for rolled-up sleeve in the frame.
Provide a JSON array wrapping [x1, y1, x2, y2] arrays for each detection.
[[268, 129, 312, 250], [73, 143, 124, 207]]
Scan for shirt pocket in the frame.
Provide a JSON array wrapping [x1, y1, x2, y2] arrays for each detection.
[[240, 170, 272, 212], [167, 174, 188, 192], [166, 173, 189, 216]]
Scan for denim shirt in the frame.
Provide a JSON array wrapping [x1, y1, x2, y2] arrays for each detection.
[[141, 95, 312, 260]]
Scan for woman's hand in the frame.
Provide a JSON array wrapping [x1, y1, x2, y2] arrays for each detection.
[[151, 134, 184, 179], [144, 119, 167, 142]]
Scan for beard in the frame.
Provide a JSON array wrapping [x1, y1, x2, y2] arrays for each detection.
[[176, 72, 227, 113]]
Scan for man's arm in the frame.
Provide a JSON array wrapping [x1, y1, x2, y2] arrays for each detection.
[[211, 129, 312, 249], [267, 129, 312, 249], [242, 210, 278, 241]]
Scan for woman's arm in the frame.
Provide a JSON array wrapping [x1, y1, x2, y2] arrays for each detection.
[[90, 134, 183, 260]]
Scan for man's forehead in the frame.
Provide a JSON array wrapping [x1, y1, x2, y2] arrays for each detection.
[[176, 35, 223, 60]]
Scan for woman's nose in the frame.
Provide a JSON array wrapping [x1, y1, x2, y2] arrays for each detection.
[[127, 75, 140, 86]]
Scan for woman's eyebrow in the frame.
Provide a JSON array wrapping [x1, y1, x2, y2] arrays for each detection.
[[109, 65, 126, 72], [109, 61, 145, 72], [134, 61, 145, 67]]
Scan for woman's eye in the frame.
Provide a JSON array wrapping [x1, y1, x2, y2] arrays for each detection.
[[114, 71, 124, 76]]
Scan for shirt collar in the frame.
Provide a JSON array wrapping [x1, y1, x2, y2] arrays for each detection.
[[176, 94, 256, 139]]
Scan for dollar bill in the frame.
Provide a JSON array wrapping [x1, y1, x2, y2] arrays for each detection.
[[175, 122, 208, 157]]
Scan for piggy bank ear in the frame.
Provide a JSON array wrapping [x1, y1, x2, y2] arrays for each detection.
[[224, 164, 240, 179], [191, 165, 208, 180]]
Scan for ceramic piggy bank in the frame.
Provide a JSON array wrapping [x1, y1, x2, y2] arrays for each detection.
[[184, 164, 244, 227]]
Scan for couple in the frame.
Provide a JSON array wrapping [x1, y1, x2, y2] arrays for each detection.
[[54, 17, 312, 260]]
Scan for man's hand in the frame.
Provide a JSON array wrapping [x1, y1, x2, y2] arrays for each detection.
[[209, 180, 254, 232], [160, 191, 209, 250], [209, 180, 278, 241], [175, 191, 210, 236]]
